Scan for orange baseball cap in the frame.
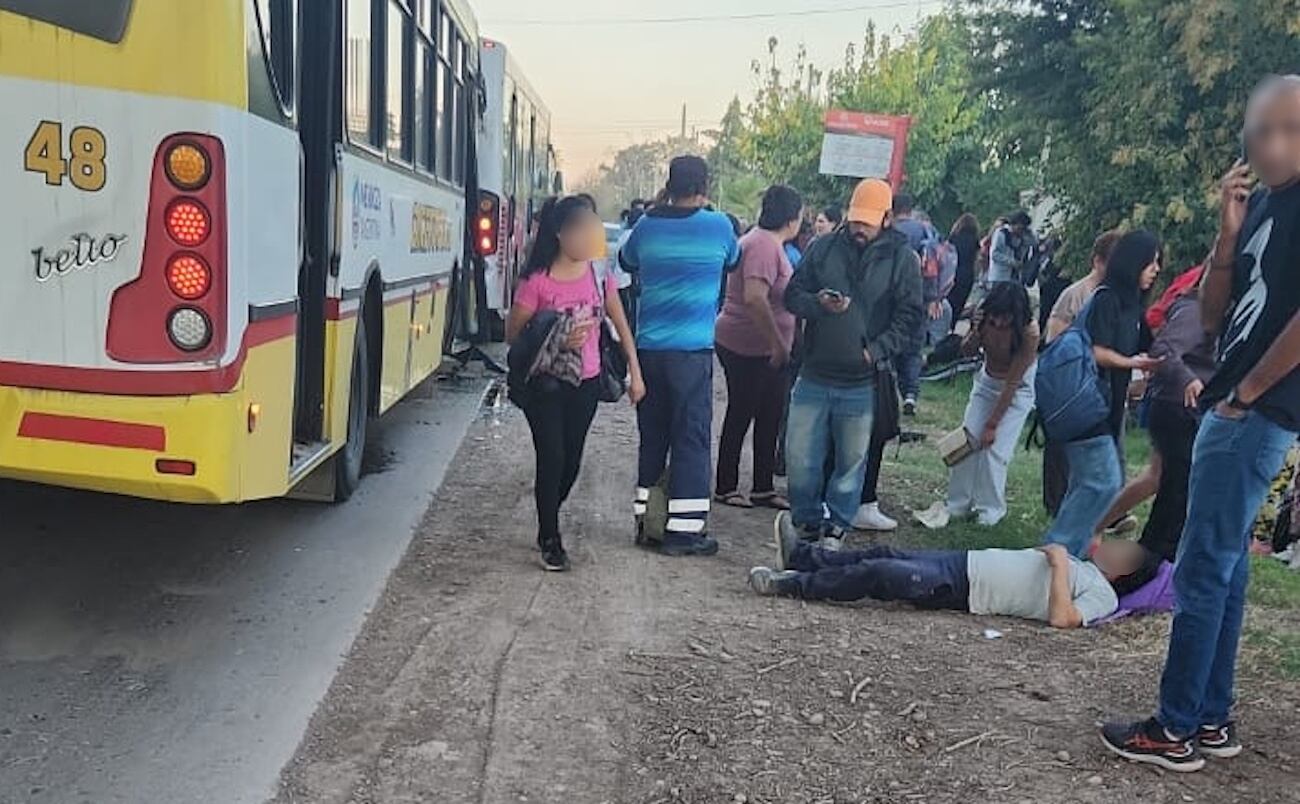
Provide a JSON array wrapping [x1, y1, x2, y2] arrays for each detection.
[[846, 178, 893, 226]]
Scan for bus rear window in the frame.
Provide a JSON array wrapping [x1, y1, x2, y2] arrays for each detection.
[[0, 0, 133, 44]]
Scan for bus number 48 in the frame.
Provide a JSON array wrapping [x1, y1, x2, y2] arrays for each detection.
[[24, 121, 107, 192]]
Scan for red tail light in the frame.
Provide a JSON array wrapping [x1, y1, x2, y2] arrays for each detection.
[[476, 191, 500, 257], [108, 134, 227, 363]]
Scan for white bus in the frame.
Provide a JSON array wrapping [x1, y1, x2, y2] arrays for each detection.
[[474, 37, 557, 338], [0, 0, 484, 503]]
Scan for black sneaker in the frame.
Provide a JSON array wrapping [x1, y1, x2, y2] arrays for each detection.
[[902, 397, 917, 417], [749, 566, 801, 597], [1197, 722, 1242, 759], [1100, 718, 1205, 772], [773, 511, 802, 571], [657, 532, 720, 557], [540, 540, 570, 572]]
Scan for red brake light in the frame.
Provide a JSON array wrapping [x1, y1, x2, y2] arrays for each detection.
[[165, 200, 211, 246], [156, 459, 197, 476], [165, 255, 211, 300]]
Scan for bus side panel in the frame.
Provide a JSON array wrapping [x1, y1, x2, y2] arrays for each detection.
[[235, 331, 298, 499], [334, 151, 461, 416]]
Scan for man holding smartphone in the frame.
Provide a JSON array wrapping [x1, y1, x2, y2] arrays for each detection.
[[782, 178, 923, 546], [1102, 75, 1300, 772]]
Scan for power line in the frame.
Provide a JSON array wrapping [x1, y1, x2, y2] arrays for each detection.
[[483, 1, 944, 28]]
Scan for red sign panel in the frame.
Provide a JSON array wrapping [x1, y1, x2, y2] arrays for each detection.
[[819, 110, 913, 190]]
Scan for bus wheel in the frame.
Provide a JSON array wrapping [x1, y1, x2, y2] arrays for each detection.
[[334, 316, 370, 501]]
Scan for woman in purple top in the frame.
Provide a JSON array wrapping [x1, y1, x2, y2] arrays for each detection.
[[714, 186, 802, 508]]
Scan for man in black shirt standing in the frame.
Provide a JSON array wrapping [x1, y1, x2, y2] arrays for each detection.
[[1103, 75, 1300, 772]]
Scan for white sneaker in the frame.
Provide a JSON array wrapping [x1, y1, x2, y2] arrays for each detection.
[[852, 502, 898, 532], [913, 501, 951, 531]]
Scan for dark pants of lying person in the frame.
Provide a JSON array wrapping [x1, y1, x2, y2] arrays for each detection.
[[787, 541, 971, 609]]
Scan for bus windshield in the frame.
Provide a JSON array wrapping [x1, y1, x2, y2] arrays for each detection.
[[0, 0, 133, 43]]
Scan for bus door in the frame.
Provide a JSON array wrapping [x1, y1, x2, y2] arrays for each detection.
[[293, 0, 339, 447]]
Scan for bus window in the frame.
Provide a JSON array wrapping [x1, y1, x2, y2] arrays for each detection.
[[0, 0, 133, 43], [454, 35, 467, 185], [414, 36, 432, 171], [345, 0, 376, 147], [436, 38, 449, 181], [385, 0, 410, 163], [255, 0, 296, 111]]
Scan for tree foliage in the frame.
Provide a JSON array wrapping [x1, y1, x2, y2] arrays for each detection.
[[967, 0, 1300, 272], [709, 14, 1032, 231]]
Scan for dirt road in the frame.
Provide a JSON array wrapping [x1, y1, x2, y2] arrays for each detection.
[[276, 383, 1300, 804]]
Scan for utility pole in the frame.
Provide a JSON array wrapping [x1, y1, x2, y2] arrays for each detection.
[[681, 104, 687, 140]]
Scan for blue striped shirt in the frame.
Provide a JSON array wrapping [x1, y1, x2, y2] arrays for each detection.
[[620, 208, 740, 351]]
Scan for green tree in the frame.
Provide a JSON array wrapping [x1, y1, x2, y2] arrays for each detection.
[[712, 13, 1032, 233], [967, 0, 1300, 274]]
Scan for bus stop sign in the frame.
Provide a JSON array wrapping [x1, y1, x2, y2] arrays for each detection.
[[818, 110, 912, 190]]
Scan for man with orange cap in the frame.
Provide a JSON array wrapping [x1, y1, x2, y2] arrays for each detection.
[[781, 178, 923, 547]]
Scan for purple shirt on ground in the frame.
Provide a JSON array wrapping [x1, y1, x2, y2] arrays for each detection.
[[1093, 561, 1176, 626]]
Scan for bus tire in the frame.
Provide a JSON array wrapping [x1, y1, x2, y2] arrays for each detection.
[[334, 316, 370, 501]]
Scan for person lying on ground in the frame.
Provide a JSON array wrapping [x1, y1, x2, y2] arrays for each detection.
[[749, 513, 1162, 630]]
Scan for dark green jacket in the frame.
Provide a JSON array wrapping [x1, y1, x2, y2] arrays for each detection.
[[784, 227, 923, 386]]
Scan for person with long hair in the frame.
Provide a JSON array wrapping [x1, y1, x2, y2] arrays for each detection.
[[714, 185, 802, 509], [916, 282, 1040, 529], [507, 195, 645, 571], [946, 213, 980, 328], [1044, 230, 1162, 557], [814, 205, 843, 238]]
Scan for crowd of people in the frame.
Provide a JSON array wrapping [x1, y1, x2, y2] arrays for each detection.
[[504, 75, 1300, 774]]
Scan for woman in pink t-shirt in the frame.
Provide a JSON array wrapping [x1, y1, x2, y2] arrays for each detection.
[[507, 196, 644, 572], [713, 185, 802, 509]]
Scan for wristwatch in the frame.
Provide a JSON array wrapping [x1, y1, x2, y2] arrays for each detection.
[[1226, 389, 1253, 412]]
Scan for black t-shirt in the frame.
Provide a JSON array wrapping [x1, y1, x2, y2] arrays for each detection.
[[1086, 286, 1148, 439], [1203, 184, 1300, 431]]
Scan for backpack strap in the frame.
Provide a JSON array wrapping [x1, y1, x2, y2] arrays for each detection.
[[589, 261, 607, 320]]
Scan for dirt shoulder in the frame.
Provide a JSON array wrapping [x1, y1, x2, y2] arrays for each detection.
[[275, 383, 1300, 804]]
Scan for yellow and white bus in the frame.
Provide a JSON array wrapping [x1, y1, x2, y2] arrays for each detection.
[[0, 0, 483, 503]]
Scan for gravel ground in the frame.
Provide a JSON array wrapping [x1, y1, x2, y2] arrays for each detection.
[[275, 375, 1300, 804]]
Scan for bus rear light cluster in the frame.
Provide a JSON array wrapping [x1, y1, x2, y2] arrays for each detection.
[[107, 134, 228, 364], [476, 192, 501, 257]]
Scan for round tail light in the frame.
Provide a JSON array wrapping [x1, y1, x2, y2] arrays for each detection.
[[165, 254, 212, 300], [164, 143, 211, 190], [167, 307, 212, 352], [165, 200, 211, 247]]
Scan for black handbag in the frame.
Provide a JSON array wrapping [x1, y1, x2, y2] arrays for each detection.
[[591, 265, 627, 403]]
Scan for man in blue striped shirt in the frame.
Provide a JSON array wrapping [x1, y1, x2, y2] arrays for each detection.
[[620, 156, 740, 555]]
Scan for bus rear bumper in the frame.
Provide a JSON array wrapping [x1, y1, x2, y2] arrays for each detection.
[[0, 385, 253, 503]]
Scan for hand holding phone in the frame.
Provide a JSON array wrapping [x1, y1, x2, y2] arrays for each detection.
[[818, 288, 851, 314]]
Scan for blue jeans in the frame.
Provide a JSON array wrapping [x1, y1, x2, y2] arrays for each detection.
[[788, 541, 970, 608], [786, 376, 874, 530], [1043, 434, 1122, 557], [1157, 411, 1297, 736]]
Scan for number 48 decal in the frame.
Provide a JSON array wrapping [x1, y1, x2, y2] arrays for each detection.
[[24, 121, 107, 192]]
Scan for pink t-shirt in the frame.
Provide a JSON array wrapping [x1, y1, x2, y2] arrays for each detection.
[[715, 229, 796, 357], [514, 265, 617, 380]]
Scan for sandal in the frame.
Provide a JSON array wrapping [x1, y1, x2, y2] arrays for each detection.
[[714, 491, 753, 508], [751, 492, 790, 510]]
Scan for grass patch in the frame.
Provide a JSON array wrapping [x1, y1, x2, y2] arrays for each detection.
[[1249, 556, 1300, 610], [1243, 627, 1300, 680]]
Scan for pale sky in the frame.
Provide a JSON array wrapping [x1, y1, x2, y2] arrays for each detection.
[[473, 0, 938, 182]]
